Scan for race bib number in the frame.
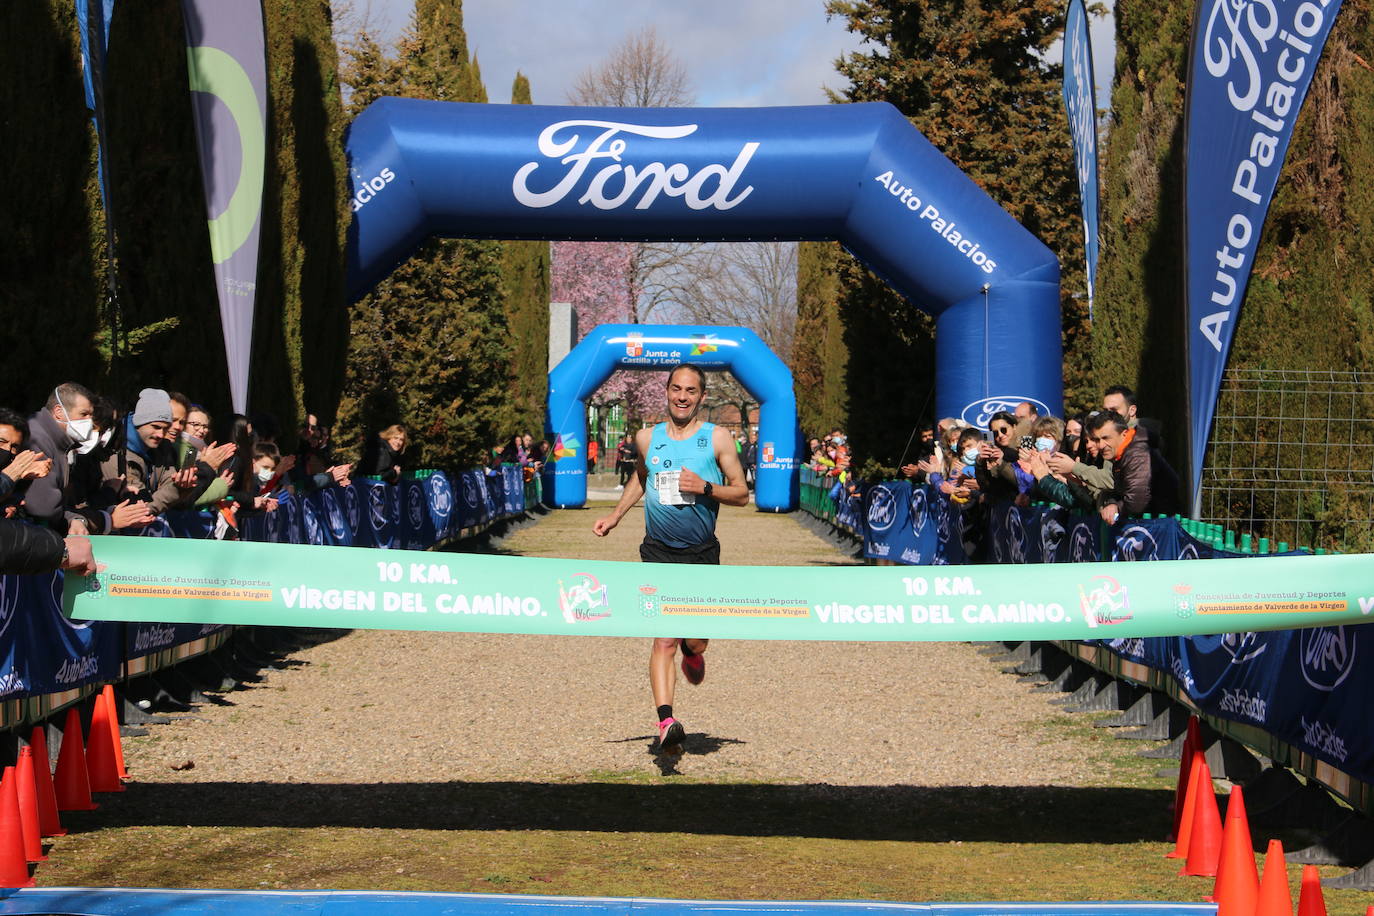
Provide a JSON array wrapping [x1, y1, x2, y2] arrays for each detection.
[[653, 470, 695, 506]]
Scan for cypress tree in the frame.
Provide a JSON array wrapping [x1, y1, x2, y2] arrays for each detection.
[[1091, 0, 1191, 468], [501, 72, 552, 439], [794, 241, 849, 438], [335, 0, 513, 469]]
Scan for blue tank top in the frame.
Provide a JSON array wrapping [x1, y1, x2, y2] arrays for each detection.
[[643, 421, 723, 548]]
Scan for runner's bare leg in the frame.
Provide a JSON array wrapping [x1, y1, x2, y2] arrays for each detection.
[[650, 637, 679, 709], [650, 638, 710, 709]]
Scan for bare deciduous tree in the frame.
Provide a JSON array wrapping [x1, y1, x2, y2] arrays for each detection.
[[566, 26, 694, 108], [669, 243, 798, 362], [662, 242, 799, 429]]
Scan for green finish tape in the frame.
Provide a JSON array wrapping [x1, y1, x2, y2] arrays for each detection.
[[63, 538, 1374, 641], [186, 45, 265, 264]]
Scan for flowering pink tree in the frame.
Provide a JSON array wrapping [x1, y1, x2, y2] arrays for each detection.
[[551, 241, 663, 419]]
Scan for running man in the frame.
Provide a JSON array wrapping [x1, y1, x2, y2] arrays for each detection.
[[592, 365, 749, 756]]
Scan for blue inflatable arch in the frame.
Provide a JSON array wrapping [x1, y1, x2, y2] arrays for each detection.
[[547, 324, 797, 511], [344, 99, 1062, 440]]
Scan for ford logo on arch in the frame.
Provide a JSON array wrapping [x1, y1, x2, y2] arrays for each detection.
[[960, 396, 1050, 429]]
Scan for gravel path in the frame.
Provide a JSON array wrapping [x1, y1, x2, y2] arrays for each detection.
[[125, 503, 1095, 786]]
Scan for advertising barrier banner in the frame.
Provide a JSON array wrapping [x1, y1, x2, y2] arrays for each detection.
[[0, 468, 528, 702], [64, 535, 1374, 643], [1183, 0, 1345, 511]]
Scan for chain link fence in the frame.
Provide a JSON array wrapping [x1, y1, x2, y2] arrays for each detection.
[[1200, 368, 1374, 552]]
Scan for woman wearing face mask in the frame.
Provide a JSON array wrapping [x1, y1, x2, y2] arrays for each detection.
[[1023, 416, 1093, 513]]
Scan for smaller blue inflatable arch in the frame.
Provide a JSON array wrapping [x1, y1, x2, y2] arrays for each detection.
[[546, 324, 798, 512]]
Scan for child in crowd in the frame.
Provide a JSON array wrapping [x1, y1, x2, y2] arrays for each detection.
[[252, 442, 288, 495]]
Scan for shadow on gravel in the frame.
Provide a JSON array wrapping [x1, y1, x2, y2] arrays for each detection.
[[72, 781, 1171, 844]]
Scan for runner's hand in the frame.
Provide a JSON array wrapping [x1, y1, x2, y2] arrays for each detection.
[[677, 467, 705, 494], [592, 515, 618, 537]]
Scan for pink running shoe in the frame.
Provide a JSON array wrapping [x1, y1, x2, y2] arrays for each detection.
[[657, 717, 686, 755], [680, 648, 705, 685]]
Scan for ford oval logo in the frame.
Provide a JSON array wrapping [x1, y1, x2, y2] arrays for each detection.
[[959, 396, 1051, 428], [1300, 627, 1356, 691], [867, 485, 897, 532]]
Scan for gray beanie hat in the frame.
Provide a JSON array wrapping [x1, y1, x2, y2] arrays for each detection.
[[131, 388, 173, 427]]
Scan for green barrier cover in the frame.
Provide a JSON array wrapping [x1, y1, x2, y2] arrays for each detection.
[[63, 536, 1374, 641]]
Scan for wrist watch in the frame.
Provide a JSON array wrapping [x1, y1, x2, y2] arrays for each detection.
[[61, 542, 69, 565], [702, 481, 714, 498]]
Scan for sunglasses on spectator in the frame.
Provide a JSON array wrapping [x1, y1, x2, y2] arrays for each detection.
[[991, 425, 1011, 435]]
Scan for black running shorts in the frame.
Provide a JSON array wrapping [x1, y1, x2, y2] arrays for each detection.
[[639, 535, 721, 565]]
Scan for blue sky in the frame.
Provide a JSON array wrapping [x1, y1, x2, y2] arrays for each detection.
[[341, 0, 1115, 109]]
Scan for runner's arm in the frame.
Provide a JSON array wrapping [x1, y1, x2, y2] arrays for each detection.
[[592, 428, 649, 536], [678, 426, 749, 507]]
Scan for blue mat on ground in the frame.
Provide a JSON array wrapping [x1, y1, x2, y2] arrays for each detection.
[[0, 889, 1217, 916]]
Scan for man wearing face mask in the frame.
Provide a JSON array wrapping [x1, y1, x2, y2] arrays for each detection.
[[24, 383, 103, 533], [0, 409, 53, 515]]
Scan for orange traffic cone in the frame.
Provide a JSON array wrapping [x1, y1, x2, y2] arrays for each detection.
[[101, 685, 130, 779], [0, 766, 34, 888], [28, 727, 65, 837], [1170, 716, 1202, 841], [1180, 756, 1223, 877], [1296, 865, 1326, 916], [1209, 785, 1258, 912], [86, 692, 125, 793], [53, 707, 98, 812], [14, 749, 46, 863], [1167, 752, 1205, 859], [1256, 839, 1293, 916]]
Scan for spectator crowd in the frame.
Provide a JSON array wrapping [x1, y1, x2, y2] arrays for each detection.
[[0, 382, 365, 577], [804, 386, 1183, 558], [3, 377, 1183, 576]]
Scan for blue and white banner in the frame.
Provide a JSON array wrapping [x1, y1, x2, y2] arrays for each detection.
[[1062, 0, 1099, 318], [1184, 0, 1345, 513], [1, 571, 120, 697], [863, 480, 937, 565], [1094, 623, 1369, 782]]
